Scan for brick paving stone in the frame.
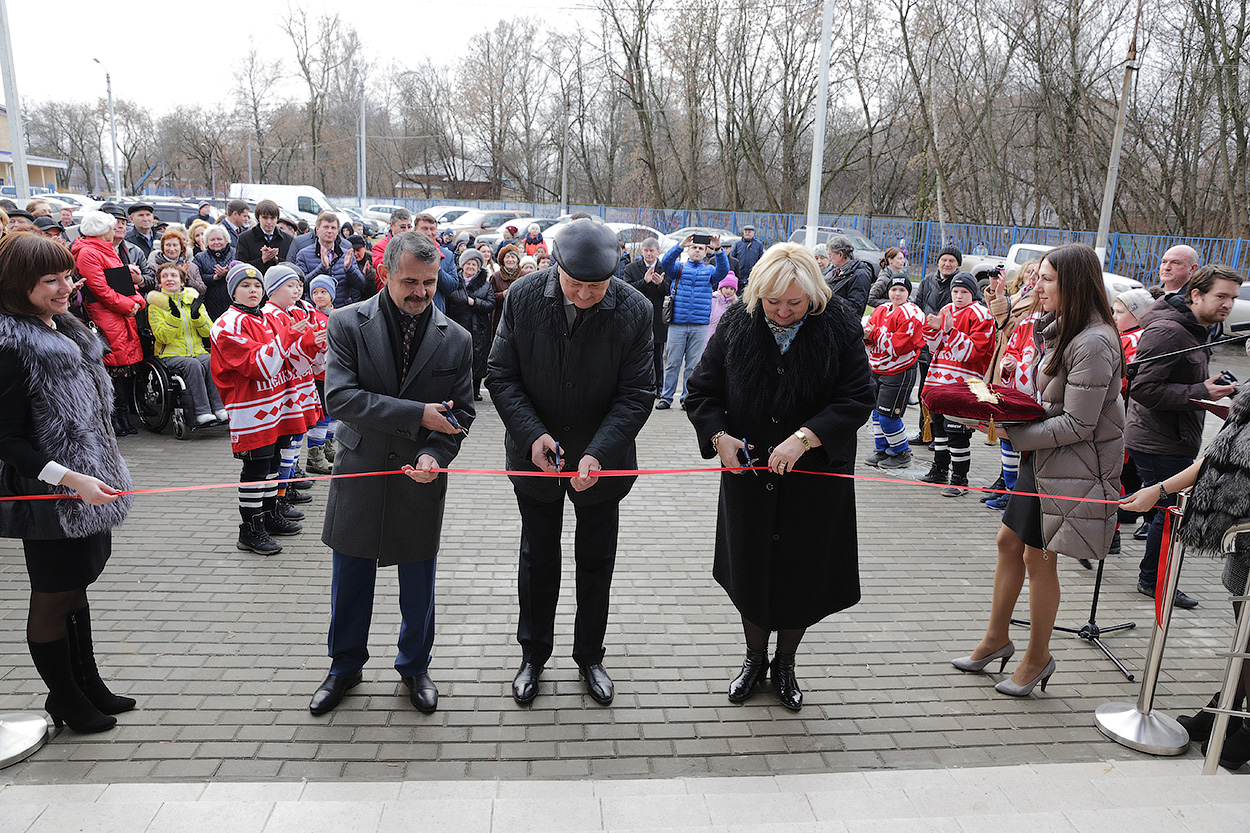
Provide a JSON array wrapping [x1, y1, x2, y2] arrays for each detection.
[[2, 340, 1247, 784]]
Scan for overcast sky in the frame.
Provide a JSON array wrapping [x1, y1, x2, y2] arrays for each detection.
[[5, 0, 584, 113]]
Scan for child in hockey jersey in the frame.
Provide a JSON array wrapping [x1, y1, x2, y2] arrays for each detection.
[[986, 284, 1044, 510], [304, 274, 338, 475], [863, 275, 926, 468], [921, 272, 994, 496], [261, 265, 326, 523], [210, 263, 322, 555]]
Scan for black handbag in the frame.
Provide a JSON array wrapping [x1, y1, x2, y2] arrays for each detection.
[[662, 273, 680, 324]]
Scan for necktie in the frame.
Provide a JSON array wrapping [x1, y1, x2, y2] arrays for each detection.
[[571, 307, 585, 337], [400, 314, 420, 377]]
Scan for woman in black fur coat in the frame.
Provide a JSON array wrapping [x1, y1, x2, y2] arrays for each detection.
[[686, 243, 875, 711], [0, 233, 136, 735], [1123, 376, 1250, 768]]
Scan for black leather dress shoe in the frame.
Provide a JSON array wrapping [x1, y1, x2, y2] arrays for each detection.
[[309, 671, 362, 715], [512, 662, 543, 705], [401, 673, 438, 713], [579, 663, 615, 705]]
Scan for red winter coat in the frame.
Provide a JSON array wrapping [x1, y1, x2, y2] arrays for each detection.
[[72, 235, 147, 367]]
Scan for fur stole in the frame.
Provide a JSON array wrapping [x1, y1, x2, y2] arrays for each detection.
[[717, 300, 860, 423], [0, 313, 133, 537], [1177, 387, 1250, 560]]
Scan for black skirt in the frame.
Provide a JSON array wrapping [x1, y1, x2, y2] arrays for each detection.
[[1002, 455, 1045, 550], [23, 531, 111, 592]]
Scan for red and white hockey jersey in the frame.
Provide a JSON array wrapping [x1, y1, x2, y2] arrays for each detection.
[[210, 305, 321, 453], [923, 302, 995, 388], [263, 300, 325, 428], [865, 301, 927, 375], [1000, 311, 1044, 397]]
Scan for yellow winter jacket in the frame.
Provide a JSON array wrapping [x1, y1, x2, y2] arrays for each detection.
[[146, 287, 211, 358]]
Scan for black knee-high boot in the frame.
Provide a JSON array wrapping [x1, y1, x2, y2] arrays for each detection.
[[28, 637, 116, 733], [112, 376, 136, 435], [66, 606, 136, 715]]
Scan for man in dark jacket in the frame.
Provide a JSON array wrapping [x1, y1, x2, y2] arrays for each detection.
[[729, 225, 764, 287], [825, 235, 875, 313], [124, 203, 159, 258], [486, 219, 655, 708], [234, 200, 292, 275], [623, 237, 670, 389], [1128, 265, 1240, 608]]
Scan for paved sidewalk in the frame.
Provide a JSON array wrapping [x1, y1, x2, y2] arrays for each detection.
[[0, 759, 1246, 832], [2, 342, 1248, 790]]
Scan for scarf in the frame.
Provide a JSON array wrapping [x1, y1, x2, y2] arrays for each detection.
[[766, 316, 806, 355]]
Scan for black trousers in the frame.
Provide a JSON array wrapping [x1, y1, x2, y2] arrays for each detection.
[[651, 343, 664, 395], [515, 489, 620, 667]]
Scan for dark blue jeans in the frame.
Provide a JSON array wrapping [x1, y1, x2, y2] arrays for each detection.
[[1132, 451, 1194, 588]]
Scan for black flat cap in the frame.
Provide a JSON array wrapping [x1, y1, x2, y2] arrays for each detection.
[[127, 202, 155, 215], [33, 216, 64, 231], [6, 209, 34, 221], [552, 219, 620, 282], [99, 202, 127, 219]]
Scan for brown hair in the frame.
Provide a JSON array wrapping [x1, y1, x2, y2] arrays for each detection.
[[0, 232, 76, 317], [255, 199, 280, 219], [1186, 264, 1242, 303], [159, 229, 187, 258], [1039, 243, 1118, 377], [413, 212, 438, 227], [1007, 259, 1041, 296], [156, 261, 187, 285], [315, 209, 339, 227], [879, 247, 901, 270]]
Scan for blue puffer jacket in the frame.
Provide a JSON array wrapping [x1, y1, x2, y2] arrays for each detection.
[[661, 244, 728, 326]]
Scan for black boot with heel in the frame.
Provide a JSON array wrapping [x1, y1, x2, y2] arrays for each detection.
[[28, 637, 116, 734], [770, 652, 803, 711], [727, 649, 768, 703], [66, 606, 135, 715]]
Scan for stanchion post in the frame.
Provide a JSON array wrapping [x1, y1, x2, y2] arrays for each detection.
[[1202, 520, 1250, 774], [1094, 495, 1190, 755], [0, 713, 48, 769]]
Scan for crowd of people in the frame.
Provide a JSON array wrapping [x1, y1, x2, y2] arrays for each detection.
[[1, 196, 1248, 768]]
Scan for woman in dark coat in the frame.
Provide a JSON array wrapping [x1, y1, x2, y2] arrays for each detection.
[[685, 242, 874, 711], [458, 248, 496, 400], [0, 233, 136, 735], [193, 224, 236, 320]]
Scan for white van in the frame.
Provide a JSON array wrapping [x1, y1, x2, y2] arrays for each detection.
[[228, 183, 337, 224]]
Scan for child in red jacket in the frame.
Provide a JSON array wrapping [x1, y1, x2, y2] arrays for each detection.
[[863, 275, 926, 467], [304, 274, 337, 474], [210, 263, 321, 555], [921, 273, 995, 495]]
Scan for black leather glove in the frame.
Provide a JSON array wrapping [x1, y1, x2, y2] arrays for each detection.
[[189, 297, 204, 319], [165, 299, 180, 318]]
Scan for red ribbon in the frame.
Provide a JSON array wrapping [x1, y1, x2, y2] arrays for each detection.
[[0, 466, 1124, 505]]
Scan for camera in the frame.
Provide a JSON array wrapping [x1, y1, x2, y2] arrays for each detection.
[[1216, 370, 1238, 386], [985, 266, 1004, 278]]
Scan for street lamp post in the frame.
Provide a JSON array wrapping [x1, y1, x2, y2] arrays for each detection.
[[92, 58, 121, 200], [0, 0, 30, 201]]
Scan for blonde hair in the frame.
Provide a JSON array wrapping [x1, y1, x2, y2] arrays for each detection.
[[203, 225, 230, 247], [742, 243, 832, 315], [188, 219, 210, 245], [1008, 259, 1041, 296]]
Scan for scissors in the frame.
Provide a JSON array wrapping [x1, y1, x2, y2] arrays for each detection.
[[441, 401, 466, 435], [736, 438, 759, 476], [545, 442, 564, 472]]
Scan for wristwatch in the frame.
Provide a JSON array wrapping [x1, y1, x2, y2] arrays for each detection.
[[710, 430, 728, 448], [793, 429, 811, 450], [1158, 483, 1169, 501]]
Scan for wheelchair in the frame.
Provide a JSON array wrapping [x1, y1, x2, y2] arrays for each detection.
[[132, 307, 220, 440]]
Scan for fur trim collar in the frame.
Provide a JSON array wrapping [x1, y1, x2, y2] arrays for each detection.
[[1178, 388, 1250, 559]]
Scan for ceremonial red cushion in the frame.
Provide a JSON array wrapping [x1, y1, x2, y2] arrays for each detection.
[[922, 380, 1046, 425]]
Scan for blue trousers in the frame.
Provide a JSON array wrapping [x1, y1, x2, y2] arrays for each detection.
[[328, 550, 436, 677], [661, 323, 707, 404]]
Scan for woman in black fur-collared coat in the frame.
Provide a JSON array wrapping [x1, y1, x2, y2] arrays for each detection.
[[0, 233, 136, 736], [686, 243, 874, 711]]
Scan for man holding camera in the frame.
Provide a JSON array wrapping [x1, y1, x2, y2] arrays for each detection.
[[1128, 265, 1241, 608], [656, 232, 728, 410]]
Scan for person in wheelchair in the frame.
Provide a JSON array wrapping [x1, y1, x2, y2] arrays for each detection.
[[145, 262, 227, 427]]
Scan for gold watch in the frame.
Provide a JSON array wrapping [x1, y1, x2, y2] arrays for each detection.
[[794, 429, 811, 450]]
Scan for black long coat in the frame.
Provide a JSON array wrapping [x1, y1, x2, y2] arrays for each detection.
[[486, 268, 655, 506], [685, 301, 874, 629], [464, 272, 497, 380], [622, 256, 671, 345]]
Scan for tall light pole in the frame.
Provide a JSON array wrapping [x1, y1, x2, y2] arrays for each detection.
[[357, 78, 366, 209], [802, 0, 836, 247], [560, 92, 569, 215], [92, 58, 121, 199], [0, 0, 29, 200], [1094, 0, 1144, 267]]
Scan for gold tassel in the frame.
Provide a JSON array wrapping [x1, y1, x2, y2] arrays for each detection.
[[921, 402, 933, 443], [986, 416, 998, 445]]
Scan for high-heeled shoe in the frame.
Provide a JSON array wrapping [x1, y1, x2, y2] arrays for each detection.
[[769, 652, 802, 711], [46, 691, 117, 734], [995, 656, 1056, 697], [67, 607, 136, 715], [1201, 724, 1250, 770], [951, 641, 1015, 673], [727, 648, 768, 703]]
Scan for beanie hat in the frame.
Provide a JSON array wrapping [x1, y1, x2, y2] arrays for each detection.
[[888, 275, 912, 294], [309, 274, 336, 304], [519, 255, 537, 270], [226, 262, 263, 300], [79, 210, 116, 239], [263, 263, 304, 296], [459, 248, 484, 269], [718, 274, 739, 291], [950, 273, 979, 295], [1115, 288, 1153, 320], [937, 245, 963, 266]]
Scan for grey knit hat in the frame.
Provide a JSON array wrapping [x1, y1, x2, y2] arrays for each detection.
[[226, 262, 263, 300]]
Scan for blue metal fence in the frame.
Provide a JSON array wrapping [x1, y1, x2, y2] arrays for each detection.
[[309, 194, 1250, 285]]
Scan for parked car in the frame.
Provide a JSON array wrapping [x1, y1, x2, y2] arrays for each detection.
[[1225, 281, 1250, 336], [604, 223, 678, 258], [963, 243, 1143, 305], [788, 226, 885, 266], [337, 206, 382, 238], [444, 209, 528, 236], [669, 226, 740, 249], [424, 205, 473, 226], [362, 204, 407, 222]]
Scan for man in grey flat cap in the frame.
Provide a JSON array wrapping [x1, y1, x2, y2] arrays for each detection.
[[487, 219, 655, 707]]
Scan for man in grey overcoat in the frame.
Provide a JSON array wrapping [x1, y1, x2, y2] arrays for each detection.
[[308, 231, 474, 717]]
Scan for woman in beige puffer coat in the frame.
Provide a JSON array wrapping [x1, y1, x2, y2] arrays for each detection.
[[951, 243, 1124, 697]]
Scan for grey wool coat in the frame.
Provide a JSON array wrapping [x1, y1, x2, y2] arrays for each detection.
[[1008, 312, 1124, 561], [321, 293, 474, 566]]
